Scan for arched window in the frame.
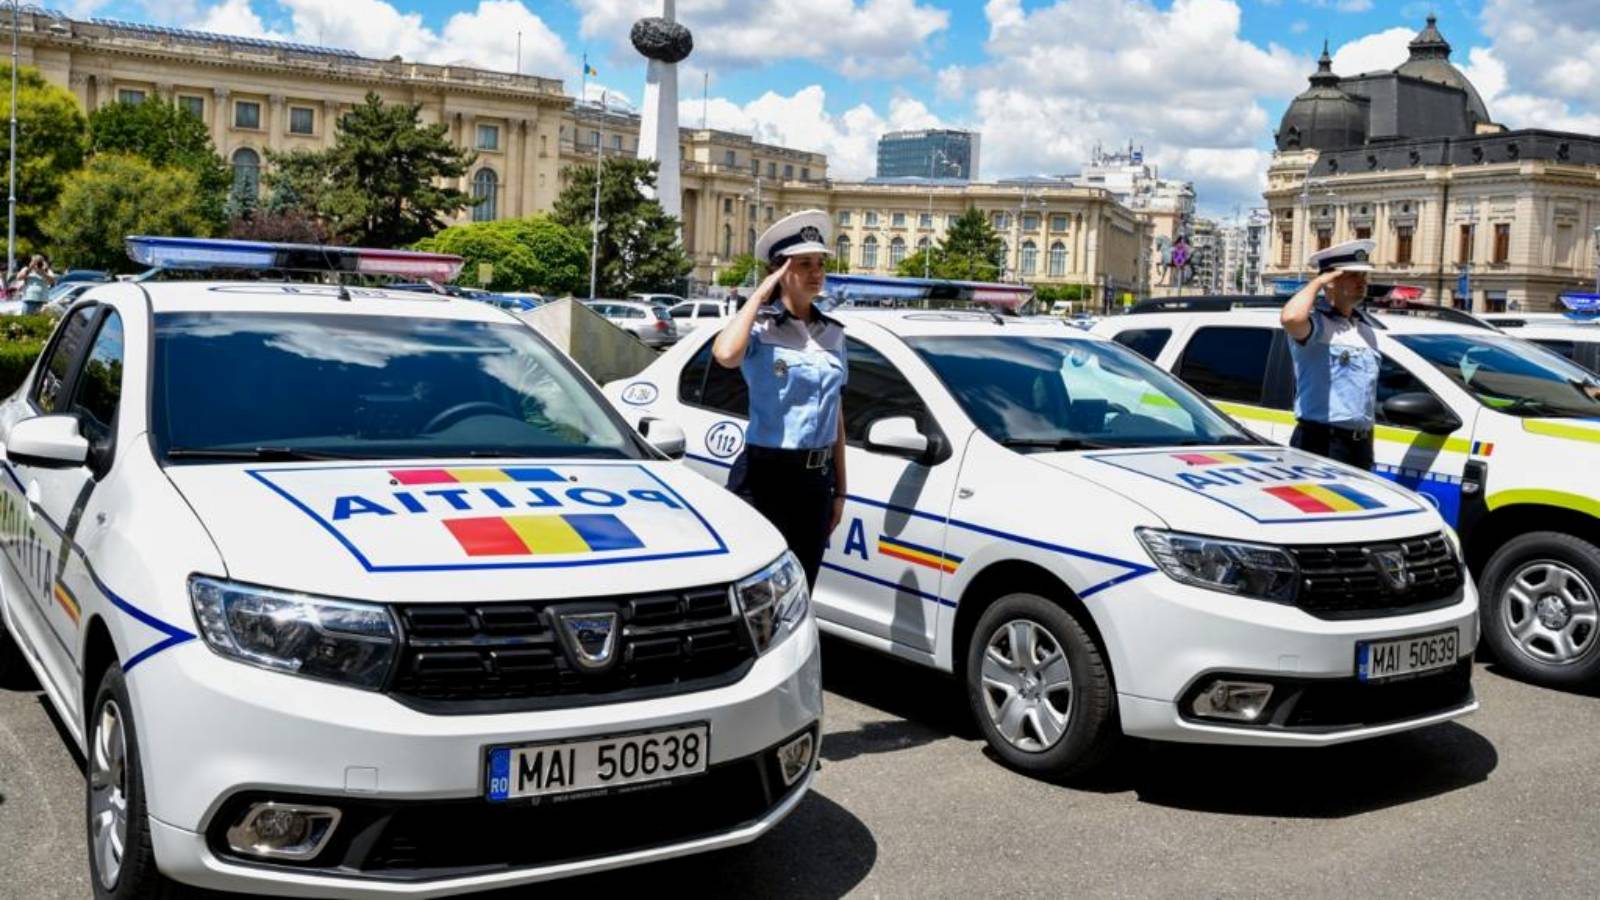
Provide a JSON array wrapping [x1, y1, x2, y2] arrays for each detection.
[[1021, 240, 1038, 276], [835, 235, 851, 266], [230, 147, 260, 202], [1049, 240, 1068, 277], [862, 235, 879, 269], [471, 168, 499, 222], [917, 236, 931, 252], [723, 224, 733, 259], [889, 236, 906, 267]]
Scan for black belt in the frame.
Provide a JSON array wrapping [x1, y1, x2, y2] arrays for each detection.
[[1296, 420, 1373, 441], [745, 444, 834, 470]]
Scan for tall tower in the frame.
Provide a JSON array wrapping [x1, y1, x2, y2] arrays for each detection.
[[631, 1, 693, 222]]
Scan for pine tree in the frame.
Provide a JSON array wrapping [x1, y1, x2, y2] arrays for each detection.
[[896, 209, 1006, 281], [551, 157, 692, 296], [89, 99, 231, 230]]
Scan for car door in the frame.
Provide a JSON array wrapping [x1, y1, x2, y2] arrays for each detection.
[[1369, 345, 1477, 529], [1, 304, 122, 698]]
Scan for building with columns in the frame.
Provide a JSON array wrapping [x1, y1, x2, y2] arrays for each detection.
[[4, 8, 1150, 301], [1263, 18, 1600, 311]]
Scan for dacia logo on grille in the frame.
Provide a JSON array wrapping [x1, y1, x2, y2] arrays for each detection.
[[554, 608, 620, 671], [1366, 547, 1413, 593]]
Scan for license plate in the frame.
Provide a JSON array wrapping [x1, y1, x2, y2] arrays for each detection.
[[485, 724, 709, 802], [1356, 629, 1459, 683]]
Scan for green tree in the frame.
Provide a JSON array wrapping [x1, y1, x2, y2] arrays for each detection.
[[716, 253, 757, 287], [88, 99, 230, 229], [0, 64, 88, 261], [255, 94, 476, 247], [551, 157, 692, 296], [44, 154, 217, 272], [414, 216, 589, 294], [933, 209, 1006, 281]]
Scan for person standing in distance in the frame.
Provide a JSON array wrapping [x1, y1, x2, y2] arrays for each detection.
[[712, 210, 847, 588], [1280, 239, 1381, 469]]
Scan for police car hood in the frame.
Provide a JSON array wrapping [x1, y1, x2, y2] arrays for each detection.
[[1033, 444, 1443, 543], [164, 458, 782, 602]]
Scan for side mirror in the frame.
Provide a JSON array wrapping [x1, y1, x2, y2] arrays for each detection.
[[4, 415, 89, 467], [638, 417, 687, 459], [1382, 392, 1462, 435], [865, 416, 930, 461]]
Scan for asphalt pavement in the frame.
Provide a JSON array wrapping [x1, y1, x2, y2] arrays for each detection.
[[2, 638, 1597, 899]]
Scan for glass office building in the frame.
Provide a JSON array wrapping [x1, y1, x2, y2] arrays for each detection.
[[875, 129, 979, 180]]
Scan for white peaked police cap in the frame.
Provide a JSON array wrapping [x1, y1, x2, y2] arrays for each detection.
[[755, 209, 832, 265]]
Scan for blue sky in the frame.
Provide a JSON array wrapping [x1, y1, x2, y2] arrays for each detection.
[[82, 0, 1600, 215]]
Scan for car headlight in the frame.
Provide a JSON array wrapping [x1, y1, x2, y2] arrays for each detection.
[[189, 576, 398, 689], [734, 551, 810, 654], [1136, 529, 1299, 604]]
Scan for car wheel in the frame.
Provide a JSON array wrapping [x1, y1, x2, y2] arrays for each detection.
[[965, 592, 1119, 779], [87, 664, 182, 899], [1481, 531, 1600, 687]]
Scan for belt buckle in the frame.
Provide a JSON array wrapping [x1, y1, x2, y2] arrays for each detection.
[[804, 448, 827, 469]]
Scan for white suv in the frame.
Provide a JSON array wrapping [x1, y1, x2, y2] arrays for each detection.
[[1096, 300, 1600, 688], [0, 238, 821, 898], [607, 308, 1477, 778]]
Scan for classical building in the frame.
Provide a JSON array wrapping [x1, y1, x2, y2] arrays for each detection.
[[1056, 144, 1196, 296], [1264, 18, 1600, 311], [4, 8, 1149, 300]]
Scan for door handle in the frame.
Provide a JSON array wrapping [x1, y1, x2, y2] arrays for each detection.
[[958, 487, 975, 499]]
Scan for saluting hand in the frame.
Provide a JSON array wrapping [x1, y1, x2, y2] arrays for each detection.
[[751, 258, 791, 305]]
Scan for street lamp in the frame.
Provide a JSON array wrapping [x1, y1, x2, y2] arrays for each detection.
[[924, 149, 958, 279], [1592, 226, 1599, 294], [1012, 185, 1043, 284], [7, 0, 19, 285], [587, 93, 606, 301]]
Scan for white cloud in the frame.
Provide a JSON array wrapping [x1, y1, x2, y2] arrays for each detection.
[[1290, 19, 1309, 34], [1335, 0, 1374, 11], [570, 0, 950, 78], [1480, 0, 1600, 105], [186, 0, 572, 76], [675, 86, 945, 180], [1330, 27, 1411, 76]]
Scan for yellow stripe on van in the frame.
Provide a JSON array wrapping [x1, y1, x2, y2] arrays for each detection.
[[1213, 401, 1473, 453], [1522, 419, 1600, 445], [1486, 489, 1600, 519]]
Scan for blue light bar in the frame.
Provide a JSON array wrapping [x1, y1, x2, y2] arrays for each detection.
[[1559, 291, 1600, 314], [125, 236, 464, 281]]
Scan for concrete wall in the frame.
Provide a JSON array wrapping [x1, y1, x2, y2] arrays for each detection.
[[518, 299, 661, 385]]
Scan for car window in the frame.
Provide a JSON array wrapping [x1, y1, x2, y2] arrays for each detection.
[[679, 335, 712, 405], [151, 312, 642, 460], [699, 304, 721, 317], [625, 307, 647, 319], [670, 306, 694, 319], [841, 338, 929, 445], [1396, 332, 1600, 419], [1110, 328, 1171, 362], [1175, 326, 1273, 405], [1374, 355, 1443, 427], [33, 305, 99, 413], [651, 307, 671, 321], [70, 310, 124, 444], [1530, 338, 1578, 363]]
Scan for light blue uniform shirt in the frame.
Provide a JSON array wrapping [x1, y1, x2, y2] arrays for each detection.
[[741, 303, 848, 450], [1288, 299, 1381, 430]]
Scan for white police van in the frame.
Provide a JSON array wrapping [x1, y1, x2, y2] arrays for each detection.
[[1479, 313, 1600, 373], [0, 238, 822, 898], [606, 307, 1478, 778], [1095, 298, 1600, 688]]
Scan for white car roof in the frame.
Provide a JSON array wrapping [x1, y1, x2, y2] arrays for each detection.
[[1494, 322, 1600, 342], [834, 308, 1109, 341], [136, 280, 519, 323], [1097, 307, 1492, 337]]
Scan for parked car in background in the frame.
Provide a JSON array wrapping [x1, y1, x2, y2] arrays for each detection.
[[57, 269, 113, 285], [631, 292, 687, 308], [386, 282, 538, 313], [667, 299, 728, 330], [40, 281, 97, 316], [587, 299, 679, 348]]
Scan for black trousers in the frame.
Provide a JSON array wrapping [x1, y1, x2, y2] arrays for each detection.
[[1290, 420, 1375, 470], [728, 451, 836, 588]]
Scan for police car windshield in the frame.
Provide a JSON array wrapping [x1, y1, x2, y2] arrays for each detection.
[[1396, 333, 1600, 419], [152, 312, 642, 462], [908, 335, 1255, 451]]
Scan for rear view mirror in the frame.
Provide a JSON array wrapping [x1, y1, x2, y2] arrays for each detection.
[[1382, 392, 1461, 435], [639, 417, 687, 459], [4, 415, 89, 467]]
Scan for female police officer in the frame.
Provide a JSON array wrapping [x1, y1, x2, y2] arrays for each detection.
[[712, 210, 846, 587]]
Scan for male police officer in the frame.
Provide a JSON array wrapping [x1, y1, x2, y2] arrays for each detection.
[[1280, 239, 1381, 469]]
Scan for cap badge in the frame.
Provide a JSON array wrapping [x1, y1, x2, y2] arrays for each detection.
[[798, 225, 822, 244]]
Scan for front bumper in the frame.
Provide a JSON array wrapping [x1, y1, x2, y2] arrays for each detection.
[[130, 618, 822, 896], [1092, 575, 1479, 746]]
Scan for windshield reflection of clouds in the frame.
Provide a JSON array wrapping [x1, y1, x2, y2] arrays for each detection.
[[165, 314, 450, 368]]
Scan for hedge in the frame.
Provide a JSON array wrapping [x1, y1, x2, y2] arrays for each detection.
[[0, 315, 56, 396]]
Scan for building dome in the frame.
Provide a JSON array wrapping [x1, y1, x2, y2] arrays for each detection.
[[1276, 43, 1368, 152], [1395, 15, 1490, 126]]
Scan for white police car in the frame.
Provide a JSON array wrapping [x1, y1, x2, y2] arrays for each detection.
[[1479, 313, 1600, 373], [0, 238, 821, 897], [1096, 299, 1600, 688], [606, 307, 1477, 778]]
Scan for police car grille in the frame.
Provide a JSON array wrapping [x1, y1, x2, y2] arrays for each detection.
[[1287, 532, 1463, 619], [388, 586, 755, 712]]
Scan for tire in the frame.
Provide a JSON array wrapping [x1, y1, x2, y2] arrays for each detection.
[[964, 592, 1119, 779], [87, 664, 184, 899], [1480, 531, 1600, 687]]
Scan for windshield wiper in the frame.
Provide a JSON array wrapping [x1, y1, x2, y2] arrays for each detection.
[[997, 437, 1110, 452], [166, 447, 356, 461]]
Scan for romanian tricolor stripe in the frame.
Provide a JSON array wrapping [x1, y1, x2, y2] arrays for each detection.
[[53, 582, 81, 624], [390, 467, 566, 485], [877, 535, 962, 573], [1470, 441, 1495, 456], [444, 514, 643, 557], [1263, 483, 1385, 514], [1173, 451, 1277, 466]]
